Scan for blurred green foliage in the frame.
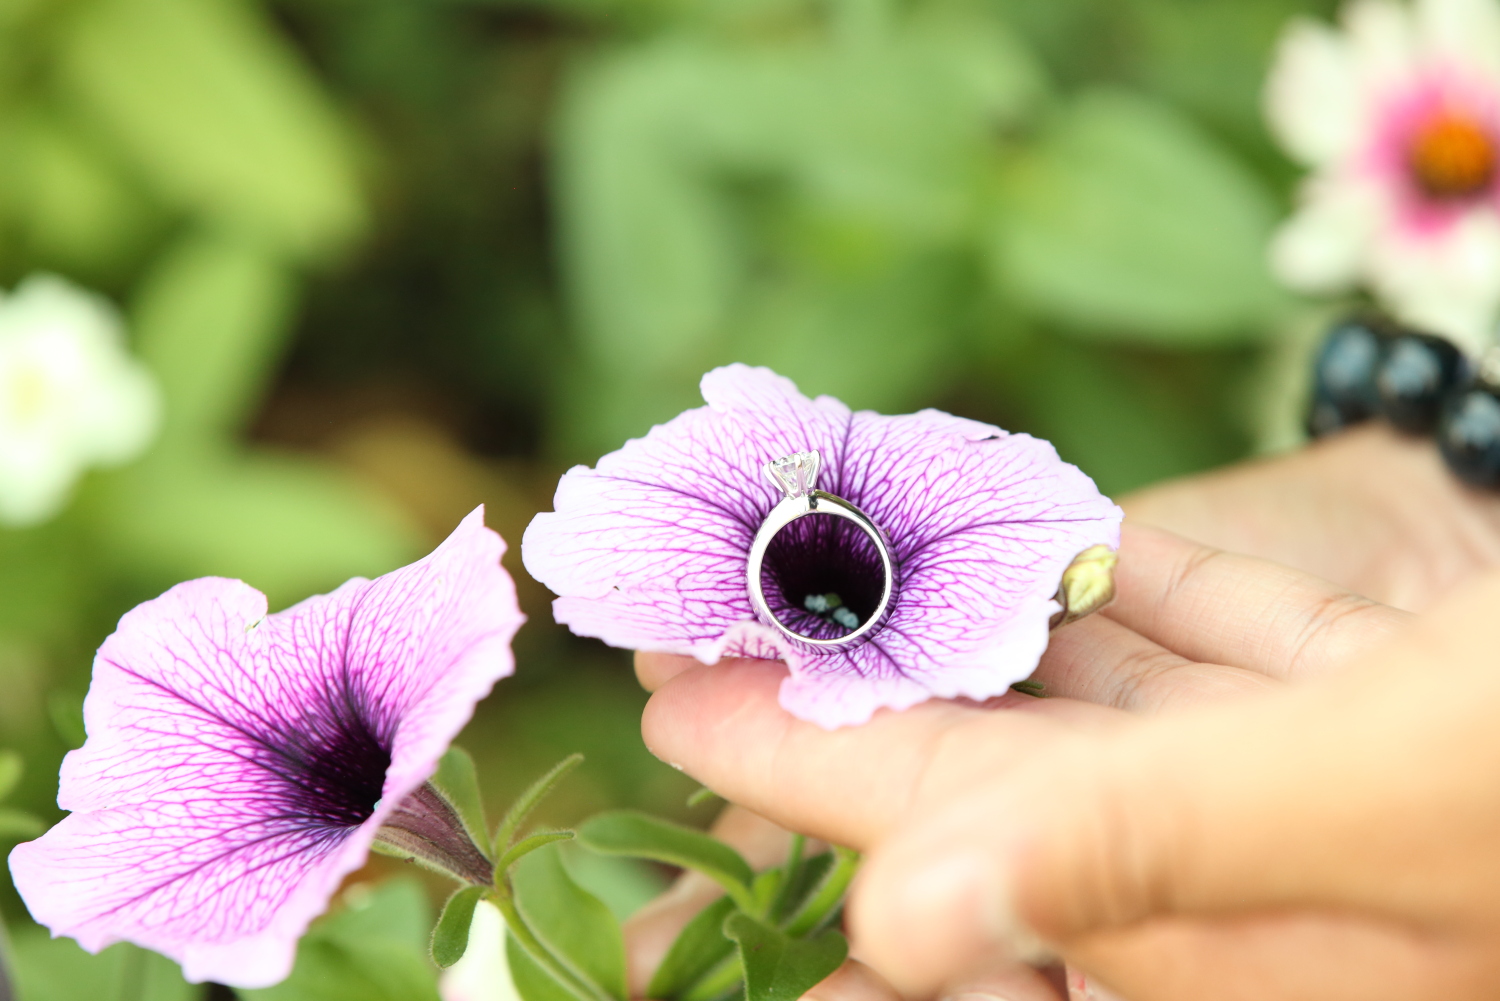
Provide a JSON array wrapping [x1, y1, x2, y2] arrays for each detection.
[[0, 0, 1340, 995]]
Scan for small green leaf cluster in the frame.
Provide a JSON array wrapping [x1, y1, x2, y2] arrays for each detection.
[[576, 814, 857, 1001], [420, 752, 858, 1001]]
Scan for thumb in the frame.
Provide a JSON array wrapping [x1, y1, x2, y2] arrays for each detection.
[[846, 617, 1500, 996]]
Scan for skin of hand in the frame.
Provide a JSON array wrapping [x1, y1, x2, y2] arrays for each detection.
[[1124, 423, 1500, 611], [619, 425, 1495, 999], [628, 526, 1449, 1000]]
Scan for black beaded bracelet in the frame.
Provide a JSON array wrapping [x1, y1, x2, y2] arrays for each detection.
[[1308, 314, 1500, 486]]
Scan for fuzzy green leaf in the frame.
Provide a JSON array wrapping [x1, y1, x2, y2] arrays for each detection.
[[431, 885, 487, 969], [498, 831, 576, 873], [646, 895, 736, 1001], [783, 848, 859, 938], [773, 851, 834, 925], [507, 932, 582, 1001], [433, 746, 490, 855], [723, 914, 847, 1001], [495, 754, 584, 852], [577, 810, 755, 911], [512, 845, 627, 1001]]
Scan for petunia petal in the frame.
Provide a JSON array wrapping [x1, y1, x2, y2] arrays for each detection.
[[526, 365, 1121, 728], [9, 507, 522, 986]]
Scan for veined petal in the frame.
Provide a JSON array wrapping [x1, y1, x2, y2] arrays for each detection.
[[9, 507, 521, 986], [1266, 18, 1365, 165], [10, 798, 378, 987], [526, 365, 1121, 728]]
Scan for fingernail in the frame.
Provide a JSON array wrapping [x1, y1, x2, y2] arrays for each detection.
[[942, 992, 1015, 1001], [899, 850, 1054, 965], [1067, 973, 1126, 1001]]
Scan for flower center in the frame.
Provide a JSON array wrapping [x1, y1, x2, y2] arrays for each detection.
[[1408, 111, 1497, 200], [271, 702, 393, 830], [759, 513, 889, 642]]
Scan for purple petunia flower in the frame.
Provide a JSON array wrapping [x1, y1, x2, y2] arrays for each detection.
[[8, 507, 522, 987], [522, 365, 1122, 729]]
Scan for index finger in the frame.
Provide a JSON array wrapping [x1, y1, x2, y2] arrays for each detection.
[[642, 657, 1124, 850], [1107, 523, 1411, 682]]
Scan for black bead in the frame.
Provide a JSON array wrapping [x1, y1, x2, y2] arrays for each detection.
[[1375, 331, 1465, 434], [1439, 386, 1500, 487], [1308, 318, 1384, 437]]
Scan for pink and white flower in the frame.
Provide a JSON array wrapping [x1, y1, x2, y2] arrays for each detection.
[[523, 365, 1121, 730], [1266, 0, 1500, 352], [8, 508, 521, 988]]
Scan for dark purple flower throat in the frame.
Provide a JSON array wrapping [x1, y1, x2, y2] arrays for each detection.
[[760, 514, 891, 642]]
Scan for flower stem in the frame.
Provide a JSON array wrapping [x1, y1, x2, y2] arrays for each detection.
[[783, 846, 859, 937], [679, 952, 743, 1001], [769, 833, 806, 919], [489, 885, 612, 1001]]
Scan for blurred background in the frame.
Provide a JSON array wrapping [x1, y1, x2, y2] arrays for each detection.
[[0, 0, 1336, 996]]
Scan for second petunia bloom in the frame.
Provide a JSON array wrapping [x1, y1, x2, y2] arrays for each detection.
[[9, 507, 522, 987], [523, 365, 1122, 729]]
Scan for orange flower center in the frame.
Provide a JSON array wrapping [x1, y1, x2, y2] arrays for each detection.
[[1408, 112, 1497, 199]]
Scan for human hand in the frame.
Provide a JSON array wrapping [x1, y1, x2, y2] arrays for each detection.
[[1125, 423, 1500, 611], [632, 527, 1435, 999]]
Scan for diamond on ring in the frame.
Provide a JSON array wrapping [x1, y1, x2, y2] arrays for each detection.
[[766, 450, 822, 499], [746, 448, 895, 648]]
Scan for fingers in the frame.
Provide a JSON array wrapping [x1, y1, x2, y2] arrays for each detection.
[[1035, 614, 1279, 713], [1121, 423, 1500, 612], [802, 960, 903, 1001], [848, 576, 1500, 996], [642, 657, 1123, 849], [1107, 523, 1410, 682], [636, 651, 701, 692], [1064, 912, 1487, 1001]]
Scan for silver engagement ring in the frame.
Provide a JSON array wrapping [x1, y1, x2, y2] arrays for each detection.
[[745, 450, 894, 647]]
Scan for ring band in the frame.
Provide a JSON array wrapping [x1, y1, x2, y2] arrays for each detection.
[[746, 450, 895, 647]]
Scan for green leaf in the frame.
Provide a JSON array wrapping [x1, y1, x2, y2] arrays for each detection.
[[58, 0, 366, 260], [646, 895, 737, 1001], [773, 851, 834, 925], [47, 690, 86, 749], [494, 753, 584, 851], [240, 879, 438, 1001], [131, 231, 297, 446], [507, 933, 583, 1001], [432, 746, 490, 855], [432, 885, 488, 969], [686, 785, 720, 809], [0, 749, 22, 801], [993, 88, 1287, 343], [783, 848, 858, 938], [498, 831, 576, 873], [511, 845, 628, 1001], [723, 914, 847, 1001], [8, 932, 197, 1001], [0, 808, 44, 840], [577, 811, 756, 912]]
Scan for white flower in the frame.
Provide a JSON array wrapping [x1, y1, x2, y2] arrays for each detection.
[[0, 274, 160, 526], [438, 901, 523, 1001], [1265, 0, 1500, 354]]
